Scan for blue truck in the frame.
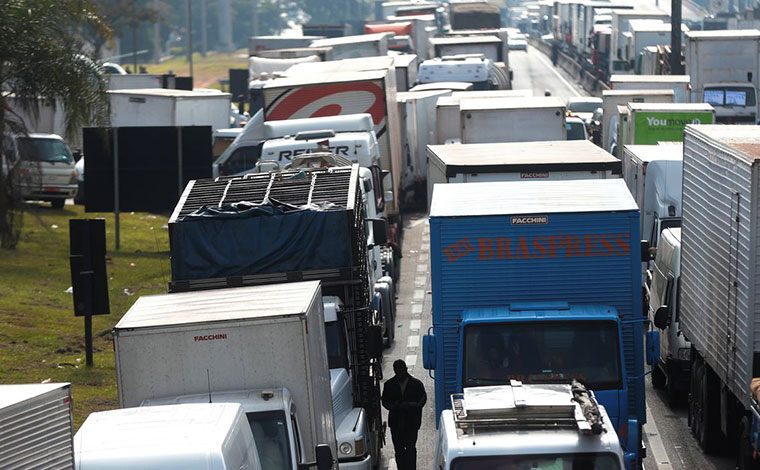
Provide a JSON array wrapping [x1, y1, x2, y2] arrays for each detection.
[[422, 178, 655, 469]]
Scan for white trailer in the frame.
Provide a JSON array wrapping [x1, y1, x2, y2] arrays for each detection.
[[678, 125, 760, 456], [393, 53, 419, 92], [107, 74, 164, 90], [310, 33, 390, 60], [601, 89, 674, 155], [249, 36, 323, 54], [434, 90, 533, 144], [113, 281, 337, 469], [0, 383, 74, 470], [386, 14, 437, 61], [429, 36, 502, 62], [108, 88, 231, 132], [459, 97, 566, 143], [610, 75, 691, 102], [609, 9, 670, 76], [426, 140, 620, 208], [686, 29, 760, 124]]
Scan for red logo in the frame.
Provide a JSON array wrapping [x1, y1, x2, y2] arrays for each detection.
[[443, 238, 474, 262], [266, 82, 387, 125]]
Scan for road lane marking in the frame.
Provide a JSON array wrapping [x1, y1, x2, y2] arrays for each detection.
[[419, 253, 429, 262], [408, 335, 420, 348], [410, 320, 421, 330], [415, 275, 426, 287], [412, 304, 423, 314], [529, 45, 582, 97], [417, 264, 426, 273], [409, 218, 427, 228], [414, 289, 425, 301], [405, 354, 417, 367], [644, 403, 673, 470]]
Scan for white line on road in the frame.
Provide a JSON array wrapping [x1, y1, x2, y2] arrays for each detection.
[[415, 275, 426, 287], [419, 253, 429, 262], [417, 264, 427, 273], [412, 304, 423, 315], [644, 403, 673, 470], [407, 335, 420, 348], [409, 218, 427, 228], [529, 45, 582, 98], [405, 354, 417, 367], [410, 319, 421, 330]]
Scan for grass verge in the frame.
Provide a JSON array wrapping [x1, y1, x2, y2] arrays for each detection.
[[138, 49, 250, 89], [0, 203, 171, 429]]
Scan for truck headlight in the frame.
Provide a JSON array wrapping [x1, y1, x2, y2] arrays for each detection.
[[678, 348, 691, 361], [354, 439, 364, 456], [339, 442, 353, 455]]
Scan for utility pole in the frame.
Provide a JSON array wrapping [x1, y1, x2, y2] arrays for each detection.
[[187, 0, 193, 78], [253, 0, 260, 37], [201, 0, 207, 57], [218, 0, 234, 51], [671, 0, 684, 75], [153, 0, 161, 63]]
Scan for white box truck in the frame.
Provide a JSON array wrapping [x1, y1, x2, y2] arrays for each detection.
[[677, 125, 760, 460], [113, 281, 338, 470], [393, 53, 418, 92], [602, 89, 674, 155], [309, 33, 390, 59], [74, 403, 269, 470], [623, 102, 715, 146], [107, 74, 164, 90], [426, 140, 621, 208], [460, 97, 567, 143], [108, 88, 231, 132], [0, 383, 74, 470], [609, 74, 691, 102], [686, 29, 760, 124]]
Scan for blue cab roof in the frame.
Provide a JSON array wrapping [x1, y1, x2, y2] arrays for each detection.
[[461, 302, 620, 323]]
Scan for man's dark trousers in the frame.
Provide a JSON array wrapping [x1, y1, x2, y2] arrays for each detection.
[[391, 425, 418, 470]]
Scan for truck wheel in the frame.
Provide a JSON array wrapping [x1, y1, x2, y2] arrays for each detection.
[[666, 369, 680, 407], [651, 363, 666, 389], [696, 363, 721, 453]]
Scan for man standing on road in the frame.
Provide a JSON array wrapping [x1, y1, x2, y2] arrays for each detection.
[[382, 359, 427, 470]]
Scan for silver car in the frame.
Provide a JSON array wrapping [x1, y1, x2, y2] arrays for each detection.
[[9, 134, 78, 208]]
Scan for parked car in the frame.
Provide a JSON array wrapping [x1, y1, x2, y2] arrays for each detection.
[[4, 133, 78, 208]]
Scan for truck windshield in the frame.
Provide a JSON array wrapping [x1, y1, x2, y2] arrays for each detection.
[[246, 410, 292, 470], [451, 452, 621, 470], [703, 86, 756, 107], [463, 320, 622, 390], [325, 320, 349, 370]]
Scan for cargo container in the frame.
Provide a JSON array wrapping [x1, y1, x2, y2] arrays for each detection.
[[623, 102, 714, 145], [0, 383, 73, 470], [114, 281, 338, 469], [602, 89, 674, 155], [107, 74, 164, 90], [609, 10, 670, 76], [393, 53, 419, 92], [460, 97, 566, 143], [609, 75, 690, 102], [423, 178, 649, 469], [310, 33, 390, 60], [248, 36, 323, 54]]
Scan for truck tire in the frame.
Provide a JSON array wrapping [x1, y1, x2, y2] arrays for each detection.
[[651, 363, 666, 389], [693, 360, 721, 453]]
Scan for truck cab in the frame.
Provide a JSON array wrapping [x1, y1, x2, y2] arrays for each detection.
[[649, 227, 689, 402], [434, 382, 625, 470], [702, 83, 758, 124], [417, 56, 498, 91]]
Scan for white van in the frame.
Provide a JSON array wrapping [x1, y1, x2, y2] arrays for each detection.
[[649, 227, 690, 403], [74, 403, 262, 470], [4, 133, 78, 208]]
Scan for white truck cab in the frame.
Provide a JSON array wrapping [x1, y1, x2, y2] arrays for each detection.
[[418, 56, 496, 91], [74, 403, 262, 470], [649, 227, 690, 403], [434, 382, 625, 470]]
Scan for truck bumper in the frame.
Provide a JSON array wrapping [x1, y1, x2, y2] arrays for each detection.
[[338, 453, 372, 470]]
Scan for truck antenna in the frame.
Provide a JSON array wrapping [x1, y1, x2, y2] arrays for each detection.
[[207, 369, 212, 403]]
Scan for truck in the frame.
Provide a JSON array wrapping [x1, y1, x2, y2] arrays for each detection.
[[449, 2, 501, 30], [434, 90, 533, 144], [434, 382, 626, 469], [426, 139, 621, 207], [249, 36, 324, 54], [621, 102, 714, 148], [601, 89, 674, 155], [392, 54, 418, 92], [609, 10, 670, 77], [460, 97, 567, 143], [0, 383, 74, 470], [417, 56, 501, 91], [107, 73, 164, 90], [609, 75, 691, 102], [422, 178, 651, 468], [397, 90, 452, 205], [168, 165, 389, 468], [113, 282, 339, 470], [621, 143, 682, 255], [386, 14, 437, 61], [676, 125, 760, 467], [309, 33, 390, 60], [261, 68, 403, 232], [686, 29, 760, 124], [108, 88, 231, 132]]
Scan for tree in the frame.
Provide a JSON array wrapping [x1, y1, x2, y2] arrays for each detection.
[[0, 0, 112, 249], [85, 0, 162, 60]]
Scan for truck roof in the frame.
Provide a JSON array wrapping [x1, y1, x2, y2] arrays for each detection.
[[410, 82, 474, 92], [286, 56, 394, 75], [0, 383, 70, 409], [107, 88, 232, 99], [686, 29, 760, 40], [392, 53, 418, 67], [429, 36, 502, 45], [397, 90, 452, 101], [610, 74, 689, 84], [684, 124, 760, 164], [263, 69, 387, 88], [430, 179, 637, 218], [310, 32, 390, 47], [264, 113, 374, 138], [114, 281, 321, 329], [452, 89, 533, 99], [602, 89, 675, 97], [627, 102, 713, 112], [459, 96, 565, 111], [428, 140, 620, 174], [74, 403, 246, 467], [624, 143, 682, 163]]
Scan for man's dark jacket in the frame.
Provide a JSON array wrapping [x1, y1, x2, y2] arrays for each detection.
[[382, 375, 427, 430]]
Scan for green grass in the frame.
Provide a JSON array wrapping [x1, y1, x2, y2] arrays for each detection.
[[139, 49, 250, 89], [0, 203, 171, 429]]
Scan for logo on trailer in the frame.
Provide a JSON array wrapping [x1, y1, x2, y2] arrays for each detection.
[[194, 333, 228, 342], [520, 172, 549, 179], [511, 215, 548, 225]]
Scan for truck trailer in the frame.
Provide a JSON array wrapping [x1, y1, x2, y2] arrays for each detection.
[[459, 97, 567, 143], [114, 281, 338, 470], [622, 102, 715, 146], [423, 179, 651, 469], [601, 89, 674, 155]]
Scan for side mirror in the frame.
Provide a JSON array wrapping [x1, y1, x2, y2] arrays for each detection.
[[315, 444, 334, 470], [646, 329, 660, 366], [367, 218, 388, 246], [367, 324, 384, 359], [544, 89, 552, 96], [653, 305, 670, 329], [640, 240, 652, 262], [422, 334, 436, 370]]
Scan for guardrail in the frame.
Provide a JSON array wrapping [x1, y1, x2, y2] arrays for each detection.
[[528, 39, 609, 96]]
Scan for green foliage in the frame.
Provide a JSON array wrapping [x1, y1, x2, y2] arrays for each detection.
[[297, 0, 373, 24]]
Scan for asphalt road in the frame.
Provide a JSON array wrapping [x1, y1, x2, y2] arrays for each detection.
[[378, 45, 736, 470]]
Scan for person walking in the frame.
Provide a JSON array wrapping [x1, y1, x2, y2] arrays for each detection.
[[382, 359, 427, 470]]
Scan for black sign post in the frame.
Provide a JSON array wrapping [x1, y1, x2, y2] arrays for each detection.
[[69, 219, 110, 366]]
